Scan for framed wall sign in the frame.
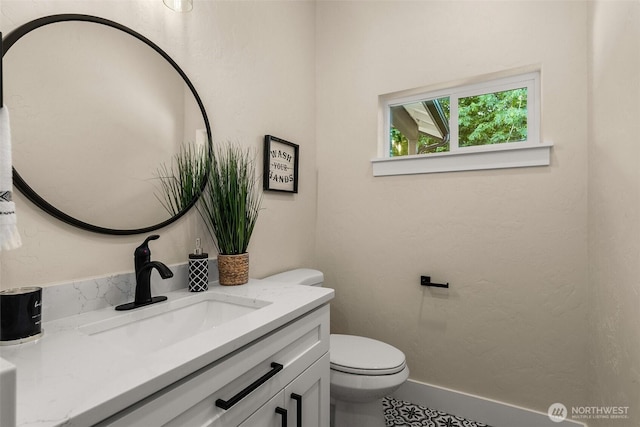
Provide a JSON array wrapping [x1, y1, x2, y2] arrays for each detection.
[[263, 135, 299, 193]]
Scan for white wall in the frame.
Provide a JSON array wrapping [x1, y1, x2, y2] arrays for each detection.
[[315, 0, 589, 413], [0, 0, 317, 288], [588, 1, 640, 426]]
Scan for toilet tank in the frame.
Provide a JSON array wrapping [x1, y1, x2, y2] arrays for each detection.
[[262, 269, 324, 287]]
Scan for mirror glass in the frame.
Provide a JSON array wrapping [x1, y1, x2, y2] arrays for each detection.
[[3, 16, 210, 233]]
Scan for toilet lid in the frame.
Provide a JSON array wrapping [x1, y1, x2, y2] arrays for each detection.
[[330, 334, 406, 375]]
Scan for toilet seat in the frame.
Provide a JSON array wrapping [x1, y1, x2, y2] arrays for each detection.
[[330, 334, 406, 375]]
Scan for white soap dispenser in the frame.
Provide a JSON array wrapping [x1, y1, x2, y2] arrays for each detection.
[[188, 238, 208, 292]]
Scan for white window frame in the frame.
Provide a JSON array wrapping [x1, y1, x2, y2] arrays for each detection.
[[373, 69, 552, 176]]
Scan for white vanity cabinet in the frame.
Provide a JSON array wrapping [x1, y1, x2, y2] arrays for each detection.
[[97, 304, 330, 427]]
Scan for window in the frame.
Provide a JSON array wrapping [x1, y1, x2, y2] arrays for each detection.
[[373, 69, 552, 176]]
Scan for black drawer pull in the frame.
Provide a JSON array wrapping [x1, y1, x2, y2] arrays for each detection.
[[276, 407, 288, 427], [215, 362, 284, 410], [291, 393, 302, 427]]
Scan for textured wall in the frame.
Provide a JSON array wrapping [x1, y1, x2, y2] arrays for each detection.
[[315, 0, 589, 413], [588, 1, 640, 426], [0, 0, 317, 289]]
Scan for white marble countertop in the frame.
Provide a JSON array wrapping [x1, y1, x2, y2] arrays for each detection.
[[0, 279, 334, 427]]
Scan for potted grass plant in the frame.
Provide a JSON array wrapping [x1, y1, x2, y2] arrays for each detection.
[[156, 142, 262, 286], [199, 142, 262, 285]]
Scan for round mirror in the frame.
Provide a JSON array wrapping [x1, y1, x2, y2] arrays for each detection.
[[2, 14, 212, 235]]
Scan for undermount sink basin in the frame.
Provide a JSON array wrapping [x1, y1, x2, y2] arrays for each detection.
[[79, 292, 270, 353]]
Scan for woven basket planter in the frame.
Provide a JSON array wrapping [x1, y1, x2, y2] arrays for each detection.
[[217, 253, 249, 286]]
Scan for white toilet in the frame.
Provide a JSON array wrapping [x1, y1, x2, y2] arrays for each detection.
[[263, 269, 409, 427]]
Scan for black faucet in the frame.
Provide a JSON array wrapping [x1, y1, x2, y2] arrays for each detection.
[[115, 235, 174, 311]]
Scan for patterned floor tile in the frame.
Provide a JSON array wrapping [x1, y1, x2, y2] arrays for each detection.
[[383, 397, 492, 427]]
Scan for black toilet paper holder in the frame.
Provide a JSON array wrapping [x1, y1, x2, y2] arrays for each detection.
[[420, 275, 449, 289]]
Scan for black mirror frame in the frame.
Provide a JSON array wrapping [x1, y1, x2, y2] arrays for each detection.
[[1, 14, 212, 235]]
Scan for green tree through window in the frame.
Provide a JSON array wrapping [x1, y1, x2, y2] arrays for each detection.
[[458, 88, 527, 146]]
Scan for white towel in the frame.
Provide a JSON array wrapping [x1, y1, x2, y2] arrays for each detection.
[[0, 106, 22, 251]]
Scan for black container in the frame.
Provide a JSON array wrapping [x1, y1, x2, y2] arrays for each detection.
[[188, 238, 208, 292], [0, 287, 43, 343], [189, 253, 209, 292]]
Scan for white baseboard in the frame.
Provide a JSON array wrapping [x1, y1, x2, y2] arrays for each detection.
[[392, 379, 586, 427]]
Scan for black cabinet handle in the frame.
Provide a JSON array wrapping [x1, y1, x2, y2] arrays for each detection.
[[276, 407, 288, 427], [291, 393, 302, 427], [215, 362, 284, 410]]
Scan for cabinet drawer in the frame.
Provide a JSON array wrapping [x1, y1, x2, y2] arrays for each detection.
[[98, 304, 329, 427]]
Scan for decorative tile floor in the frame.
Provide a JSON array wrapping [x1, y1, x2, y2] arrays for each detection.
[[383, 397, 493, 427]]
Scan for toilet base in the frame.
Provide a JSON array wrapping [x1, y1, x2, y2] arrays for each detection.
[[331, 398, 386, 427]]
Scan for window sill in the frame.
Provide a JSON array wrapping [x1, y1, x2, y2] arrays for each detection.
[[371, 142, 553, 177]]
